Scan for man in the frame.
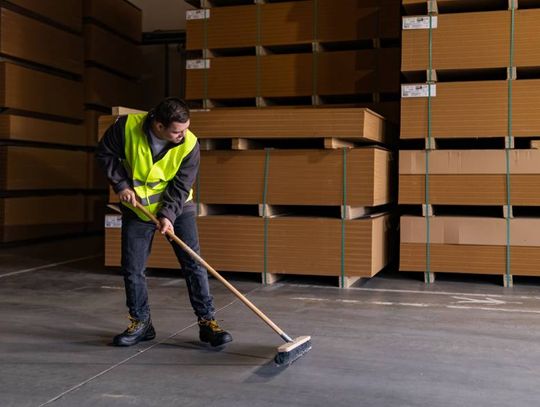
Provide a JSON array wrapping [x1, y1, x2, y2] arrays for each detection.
[[96, 97, 232, 347]]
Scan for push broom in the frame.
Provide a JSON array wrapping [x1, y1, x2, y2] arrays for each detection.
[[133, 201, 312, 365]]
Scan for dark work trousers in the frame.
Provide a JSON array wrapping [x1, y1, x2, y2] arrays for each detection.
[[120, 205, 215, 322]]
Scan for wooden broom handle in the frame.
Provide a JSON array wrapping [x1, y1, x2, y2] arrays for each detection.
[[133, 202, 288, 339]]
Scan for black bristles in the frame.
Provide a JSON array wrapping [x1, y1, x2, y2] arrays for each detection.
[[274, 339, 312, 366]]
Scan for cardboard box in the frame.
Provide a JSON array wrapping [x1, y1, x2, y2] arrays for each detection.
[[0, 195, 86, 242], [0, 146, 88, 190], [83, 0, 142, 42], [187, 50, 400, 99], [402, 11, 509, 72], [401, 80, 540, 139], [189, 107, 386, 142], [199, 148, 392, 206], [84, 22, 141, 79], [9, 0, 82, 32], [0, 8, 83, 74], [105, 213, 392, 278], [400, 215, 540, 276], [186, 0, 400, 50], [403, 9, 540, 71], [399, 149, 540, 205], [0, 115, 85, 145], [186, 5, 257, 50], [318, 0, 400, 41], [0, 62, 84, 120]]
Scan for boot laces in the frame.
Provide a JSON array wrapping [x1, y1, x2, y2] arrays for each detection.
[[127, 316, 142, 333], [202, 319, 224, 333]]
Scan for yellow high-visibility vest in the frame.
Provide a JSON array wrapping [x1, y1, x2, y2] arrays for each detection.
[[123, 113, 197, 221]]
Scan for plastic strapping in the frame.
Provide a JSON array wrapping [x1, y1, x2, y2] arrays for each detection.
[[425, 6, 435, 283], [203, 8, 209, 105], [256, 3, 262, 103], [262, 148, 271, 284], [312, 0, 319, 99], [341, 147, 347, 287], [505, 4, 516, 283]]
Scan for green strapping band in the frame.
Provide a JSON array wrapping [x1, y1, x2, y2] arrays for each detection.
[[203, 9, 209, 104], [312, 0, 319, 98], [262, 148, 271, 284], [505, 4, 516, 283], [425, 7, 435, 283], [341, 147, 347, 288], [256, 3, 262, 103]]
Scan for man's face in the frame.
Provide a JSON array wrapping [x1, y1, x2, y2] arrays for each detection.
[[154, 120, 190, 144]]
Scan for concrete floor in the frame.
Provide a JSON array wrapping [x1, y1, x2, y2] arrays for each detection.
[[2, 236, 540, 407]]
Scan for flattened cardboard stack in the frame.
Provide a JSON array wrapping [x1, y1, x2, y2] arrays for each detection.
[[0, 1, 93, 242], [82, 0, 144, 233], [399, 1, 540, 283], [103, 108, 395, 287], [185, 0, 401, 124], [83, 0, 143, 148]]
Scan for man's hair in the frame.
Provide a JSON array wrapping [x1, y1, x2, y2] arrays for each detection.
[[150, 97, 190, 128]]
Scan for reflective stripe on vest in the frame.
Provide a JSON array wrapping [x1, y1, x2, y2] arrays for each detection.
[[123, 113, 197, 221]]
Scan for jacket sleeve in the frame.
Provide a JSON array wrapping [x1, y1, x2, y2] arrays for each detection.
[[157, 143, 200, 223], [95, 116, 131, 193]]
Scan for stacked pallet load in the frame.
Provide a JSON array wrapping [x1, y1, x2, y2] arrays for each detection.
[[102, 108, 395, 288], [83, 0, 143, 230], [399, 0, 540, 286], [184, 0, 401, 124], [0, 1, 98, 242]]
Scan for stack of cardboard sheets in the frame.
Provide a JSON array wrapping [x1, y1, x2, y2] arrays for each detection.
[[0, 1, 94, 242], [185, 0, 401, 124], [399, 0, 540, 280], [103, 107, 395, 287]]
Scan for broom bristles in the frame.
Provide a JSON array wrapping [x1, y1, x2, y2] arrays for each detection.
[[274, 336, 312, 365]]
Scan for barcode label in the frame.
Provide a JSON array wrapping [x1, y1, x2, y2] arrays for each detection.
[[403, 16, 438, 30], [186, 9, 210, 20], [186, 59, 210, 69], [105, 215, 122, 228], [401, 84, 437, 98]]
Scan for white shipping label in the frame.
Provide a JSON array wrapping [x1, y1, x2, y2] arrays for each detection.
[[402, 16, 438, 30], [186, 9, 210, 20], [105, 215, 122, 228], [401, 84, 437, 98], [186, 59, 210, 69]]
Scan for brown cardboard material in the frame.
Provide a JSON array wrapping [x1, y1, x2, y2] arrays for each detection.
[[401, 80, 540, 139], [83, 0, 142, 42], [104, 214, 391, 278], [0, 146, 88, 190], [186, 0, 400, 50], [0, 8, 83, 74], [189, 108, 386, 141], [401, 215, 540, 246], [0, 195, 86, 242], [400, 150, 540, 175], [186, 5, 256, 50], [0, 62, 84, 120], [84, 22, 141, 79], [199, 148, 392, 206], [399, 149, 540, 205], [187, 50, 400, 100], [9, 0, 82, 32], [84, 67, 141, 109], [402, 11, 509, 72], [400, 242, 540, 276], [0, 115, 85, 146]]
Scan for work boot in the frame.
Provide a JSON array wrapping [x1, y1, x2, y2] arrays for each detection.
[[113, 316, 156, 346], [199, 319, 233, 347]]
